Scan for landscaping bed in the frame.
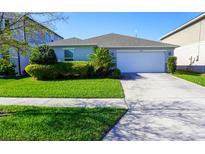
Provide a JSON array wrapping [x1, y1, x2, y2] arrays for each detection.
[[174, 70, 205, 87], [0, 77, 124, 98], [0, 105, 126, 141]]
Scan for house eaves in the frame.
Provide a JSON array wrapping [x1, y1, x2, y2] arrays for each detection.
[[98, 45, 177, 49], [160, 13, 205, 40]]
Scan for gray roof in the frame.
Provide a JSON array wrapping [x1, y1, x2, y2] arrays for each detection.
[[48, 33, 177, 48], [49, 37, 84, 46]]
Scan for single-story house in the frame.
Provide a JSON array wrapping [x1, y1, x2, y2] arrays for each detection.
[[48, 33, 177, 73], [160, 13, 205, 73]]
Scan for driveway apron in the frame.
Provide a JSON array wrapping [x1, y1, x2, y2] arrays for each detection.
[[104, 73, 205, 140]]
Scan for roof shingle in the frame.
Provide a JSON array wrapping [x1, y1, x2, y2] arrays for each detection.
[[48, 33, 177, 48]]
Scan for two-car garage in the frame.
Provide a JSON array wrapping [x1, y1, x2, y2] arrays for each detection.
[[116, 50, 166, 73]]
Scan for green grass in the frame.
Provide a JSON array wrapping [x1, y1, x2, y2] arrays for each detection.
[[174, 70, 205, 87], [0, 105, 126, 141], [0, 77, 124, 98]]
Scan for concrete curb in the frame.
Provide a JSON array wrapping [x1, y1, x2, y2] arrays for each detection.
[[0, 97, 128, 109]]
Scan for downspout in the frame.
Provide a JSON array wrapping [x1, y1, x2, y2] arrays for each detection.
[[196, 21, 203, 72]]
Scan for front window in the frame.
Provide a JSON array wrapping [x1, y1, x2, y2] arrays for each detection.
[[64, 48, 74, 61]]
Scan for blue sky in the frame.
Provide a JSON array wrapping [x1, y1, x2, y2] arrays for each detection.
[[52, 12, 202, 41]]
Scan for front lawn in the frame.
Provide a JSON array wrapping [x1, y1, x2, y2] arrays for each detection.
[[0, 105, 126, 141], [0, 77, 124, 98], [174, 70, 205, 87]]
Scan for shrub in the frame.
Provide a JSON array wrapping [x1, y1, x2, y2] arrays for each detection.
[[56, 61, 89, 78], [110, 68, 121, 79], [90, 47, 114, 76], [167, 56, 177, 74], [87, 64, 95, 78], [25, 64, 58, 80], [30, 45, 57, 65], [0, 59, 16, 76], [25, 61, 89, 80]]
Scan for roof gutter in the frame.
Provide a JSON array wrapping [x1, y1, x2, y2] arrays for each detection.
[[49, 45, 177, 48], [98, 46, 178, 48], [49, 44, 97, 47]]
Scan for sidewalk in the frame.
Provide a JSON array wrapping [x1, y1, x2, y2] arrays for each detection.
[[0, 97, 128, 108]]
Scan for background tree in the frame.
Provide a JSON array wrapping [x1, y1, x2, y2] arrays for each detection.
[[0, 12, 68, 75]]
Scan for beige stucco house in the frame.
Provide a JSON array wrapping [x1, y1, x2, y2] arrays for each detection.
[[160, 13, 205, 72]]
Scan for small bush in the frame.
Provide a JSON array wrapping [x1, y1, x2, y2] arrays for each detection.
[[90, 47, 114, 76], [0, 59, 16, 76], [25, 61, 89, 80], [167, 56, 177, 74], [30, 45, 57, 65], [87, 64, 95, 78], [110, 68, 121, 79]]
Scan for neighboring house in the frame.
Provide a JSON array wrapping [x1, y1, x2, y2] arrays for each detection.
[[0, 15, 63, 75], [160, 13, 205, 73], [48, 33, 176, 73]]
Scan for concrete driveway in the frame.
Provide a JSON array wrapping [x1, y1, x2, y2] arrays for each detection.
[[104, 73, 205, 141]]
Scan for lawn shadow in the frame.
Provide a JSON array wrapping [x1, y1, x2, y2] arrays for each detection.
[[105, 100, 205, 141], [8, 107, 125, 140]]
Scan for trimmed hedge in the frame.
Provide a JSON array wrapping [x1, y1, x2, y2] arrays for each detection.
[[25, 61, 89, 80], [167, 56, 177, 74], [25, 64, 58, 80]]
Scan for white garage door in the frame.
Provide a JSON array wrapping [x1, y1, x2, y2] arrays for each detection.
[[117, 51, 165, 73]]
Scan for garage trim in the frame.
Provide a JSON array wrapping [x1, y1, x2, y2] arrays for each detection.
[[116, 49, 167, 53]]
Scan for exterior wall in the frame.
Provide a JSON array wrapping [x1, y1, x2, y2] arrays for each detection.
[[53, 46, 94, 61], [53, 47, 173, 64], [174, 41, 205, 73], [161, 18, 205, 46], [25, 31, 62, 47]]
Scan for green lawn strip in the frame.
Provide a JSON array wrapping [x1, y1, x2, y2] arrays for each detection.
[[174, 70, 205, 87], [0, 105, 126, 141], [0, 77, 124, 98]]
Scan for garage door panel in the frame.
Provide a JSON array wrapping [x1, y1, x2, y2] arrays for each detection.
[[117, 52, 165, 73]]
